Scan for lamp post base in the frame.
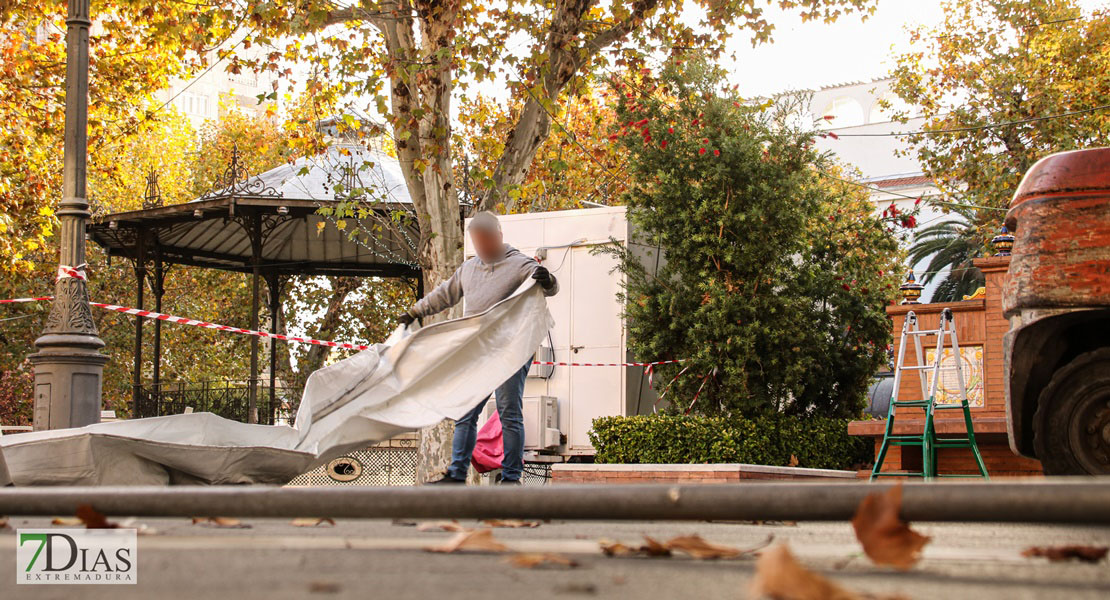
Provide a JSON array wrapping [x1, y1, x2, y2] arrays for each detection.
[[28, 348, 109, 431]]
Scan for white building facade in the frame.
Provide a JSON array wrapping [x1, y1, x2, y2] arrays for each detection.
[[809, 79, 949, 301], [156, 48, 279, 130]]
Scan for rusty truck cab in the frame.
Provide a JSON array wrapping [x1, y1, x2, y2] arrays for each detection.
[[1003, 147, 1110, 475]]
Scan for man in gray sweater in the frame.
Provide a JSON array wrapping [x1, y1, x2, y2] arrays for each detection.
[[399, 211, 558, 484]]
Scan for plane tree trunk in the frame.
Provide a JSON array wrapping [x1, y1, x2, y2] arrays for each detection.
[[324, 0, 658, 482]]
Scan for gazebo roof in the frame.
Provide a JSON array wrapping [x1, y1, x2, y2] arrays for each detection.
[[198, 144, 413, 206], [88, 144, 421, 278]]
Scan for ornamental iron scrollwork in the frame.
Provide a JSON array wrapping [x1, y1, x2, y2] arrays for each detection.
[[142, 169, 163, 209], [230, 211, 296, 254], [197, 144, 282, 201], [97, 226, 140, 258], [135, 379, 293, 425], [335, 156, 363, 201]]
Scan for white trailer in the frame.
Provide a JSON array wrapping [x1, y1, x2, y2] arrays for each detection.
[[464, 206, 658, 460]]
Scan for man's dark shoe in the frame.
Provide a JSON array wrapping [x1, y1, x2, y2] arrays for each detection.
[[497, 478, 522, 485], [428, 475, 465, 485]]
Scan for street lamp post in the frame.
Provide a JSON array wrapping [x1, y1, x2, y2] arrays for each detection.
[[28, 0, 108, 430]]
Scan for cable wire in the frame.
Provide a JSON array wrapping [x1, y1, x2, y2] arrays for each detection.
[[832, 103, 1110, 138], [817, 169, 1007, 212]]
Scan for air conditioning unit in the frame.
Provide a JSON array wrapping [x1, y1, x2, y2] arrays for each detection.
[[527, 343, 554, 379], [523, 395, 560, 449]]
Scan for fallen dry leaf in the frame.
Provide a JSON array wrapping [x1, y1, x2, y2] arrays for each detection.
[[76, 504, 118, 529], [1022, 545, 1108, 563], [665, 534, 752, 559], [0, 516, 9, 530], [788, 454, 800, 467], [600, 534, 769, 560], [600, 537, 671, 557], [851, 483, 930, 570], [642, 535, 672, 556], [750, 544, 863, 600], [291, 517, 336, 527], [482, 518, 541, 528], [51, 517, 83, 526], [191, 516, 251, 529], [425, 528, 508, 553], [506, 553, 580, 569], [117, 518, 159, 536], [598, 540, 639, 556], [416, 520, 469, 532], [308, 580, 341, 594]]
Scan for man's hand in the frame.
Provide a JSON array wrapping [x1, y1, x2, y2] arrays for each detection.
[[532, 266, 555, 291], [398, 311, 416, 327]]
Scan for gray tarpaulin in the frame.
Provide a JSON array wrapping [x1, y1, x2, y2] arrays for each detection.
[[0, 282, 553, 486]]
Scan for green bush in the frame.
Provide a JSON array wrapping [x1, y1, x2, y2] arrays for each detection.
[[588, 414, 871, 471], [605, 56, 901, 419]]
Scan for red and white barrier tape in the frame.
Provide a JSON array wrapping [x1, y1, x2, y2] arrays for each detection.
[[531, 359, 681, 368], [88, 302, 374, 351], [2, 295, 686, 368], [56, 263, 86, 281], [0, 296, 54, 304], [0, 294, 371, 350]]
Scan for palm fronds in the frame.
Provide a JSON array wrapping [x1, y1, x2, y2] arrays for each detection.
[[907, 219, 985, 302]]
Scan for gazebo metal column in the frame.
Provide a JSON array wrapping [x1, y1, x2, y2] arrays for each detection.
[[151, 248, 166, 390], [130, 169, 163, 417], [266, 273, 283, 421], [131, 233, 147, 416], [248, 211, 263, 424], [29, 0, 108, 430]]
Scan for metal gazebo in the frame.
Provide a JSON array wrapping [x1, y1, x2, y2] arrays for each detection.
[[87, 144, 422, 424]]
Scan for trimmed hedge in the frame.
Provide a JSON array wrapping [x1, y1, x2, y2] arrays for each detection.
[[588, 414, 872, 471]]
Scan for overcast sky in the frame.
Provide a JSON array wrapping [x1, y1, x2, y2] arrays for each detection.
[[721, 0, 1107, 98]]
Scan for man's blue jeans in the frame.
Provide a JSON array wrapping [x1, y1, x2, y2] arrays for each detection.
[[446, 359, 531, 482]]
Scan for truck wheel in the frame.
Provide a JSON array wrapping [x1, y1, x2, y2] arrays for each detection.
[[1032, 348, 1110, 475]]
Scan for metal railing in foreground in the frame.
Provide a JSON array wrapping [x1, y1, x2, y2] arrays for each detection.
[[0, 479, 1108, 523]]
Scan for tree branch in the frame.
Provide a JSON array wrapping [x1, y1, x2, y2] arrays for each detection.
[[323, 2, 416, 27], [479, 0, 659, 213]]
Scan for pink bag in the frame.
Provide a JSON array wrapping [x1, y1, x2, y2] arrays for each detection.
[[471, 409, 504, 473]]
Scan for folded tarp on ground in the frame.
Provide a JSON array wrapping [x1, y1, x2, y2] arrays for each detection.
[[0, 282, 553, 486]]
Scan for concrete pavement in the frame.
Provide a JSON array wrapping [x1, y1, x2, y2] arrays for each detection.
[[1, 516, 1108, 599]]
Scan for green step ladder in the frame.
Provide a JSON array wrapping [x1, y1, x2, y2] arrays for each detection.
[[870, 307, 989, 481]]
